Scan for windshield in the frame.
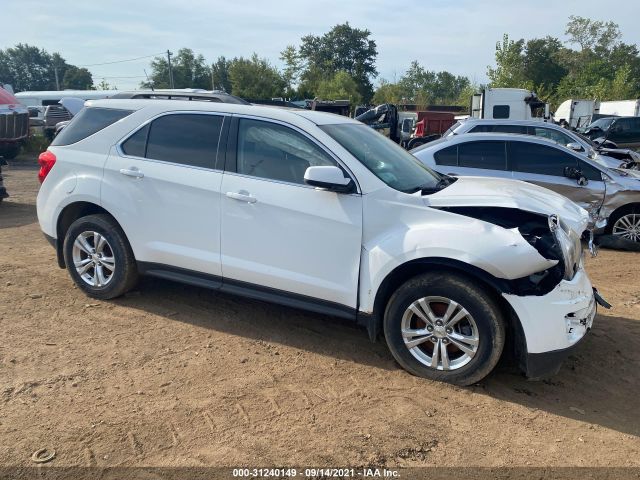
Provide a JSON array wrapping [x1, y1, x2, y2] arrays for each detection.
[[320, 123, 442, 193], [443, 121, 461, 137], [588, 117, 616, 130]]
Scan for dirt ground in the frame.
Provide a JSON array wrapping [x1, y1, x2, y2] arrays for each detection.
[[1, 157, 639, 469]]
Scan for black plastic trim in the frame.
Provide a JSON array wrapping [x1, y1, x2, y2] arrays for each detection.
[[525, 334, 588, 379], [137, 262, 357, 321]]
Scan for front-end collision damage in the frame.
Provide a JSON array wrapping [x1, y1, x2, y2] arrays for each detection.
[[433, 207, 573, 296]]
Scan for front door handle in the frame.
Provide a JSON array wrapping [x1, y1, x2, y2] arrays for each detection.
[[226, 191, 257, 203], [120, 167, 144, 178]]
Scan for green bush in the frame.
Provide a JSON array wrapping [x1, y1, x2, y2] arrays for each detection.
[[23, 134, 50, 154]]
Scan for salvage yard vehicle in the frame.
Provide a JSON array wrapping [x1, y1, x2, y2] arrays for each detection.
[[0, 85, 29, 160], [412, 133, 640, 243], [580, 116, 640, 150], [37, 100, 607, 385], [471, 88, 551, 121], [445, 118, 639, 170]]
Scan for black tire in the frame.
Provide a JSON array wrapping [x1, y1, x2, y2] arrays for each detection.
[[384, 272, 505, 386], [1, 144, 20, 160], [63, 214, 138, 299]]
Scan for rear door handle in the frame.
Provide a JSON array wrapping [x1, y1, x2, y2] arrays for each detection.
[[226, 191, 257, 203], [120, 168, 144, 178]]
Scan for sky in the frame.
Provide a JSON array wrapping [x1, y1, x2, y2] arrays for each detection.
[[2, 0, 640, 90]]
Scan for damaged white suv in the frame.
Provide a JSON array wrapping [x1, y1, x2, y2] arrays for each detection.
[[37, 100, 608, 385]]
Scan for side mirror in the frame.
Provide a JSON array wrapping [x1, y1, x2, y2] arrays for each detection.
[[563, 166, 588, 186], [566, 142, 584, 152], [304, 166, 355, 193]]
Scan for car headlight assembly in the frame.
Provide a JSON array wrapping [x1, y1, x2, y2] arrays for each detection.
[[548, 214, 583, 280]]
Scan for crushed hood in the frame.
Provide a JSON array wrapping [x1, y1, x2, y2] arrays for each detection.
[[425, 176, 590, 233]]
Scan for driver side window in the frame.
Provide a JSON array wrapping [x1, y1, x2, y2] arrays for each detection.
[[236, 119, 336, 185]]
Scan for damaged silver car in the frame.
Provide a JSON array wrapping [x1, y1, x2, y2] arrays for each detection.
[[412, 133, 640, 243]]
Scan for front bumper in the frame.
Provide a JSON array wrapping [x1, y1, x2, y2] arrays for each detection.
[[502, 268, 597, 378]]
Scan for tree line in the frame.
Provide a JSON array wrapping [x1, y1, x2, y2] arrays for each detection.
[[487, 16, 640, 108], [1, 17, 639, 109]]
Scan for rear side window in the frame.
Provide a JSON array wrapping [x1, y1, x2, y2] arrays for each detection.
[[492, 105, 510, 119], [531, 126, 572, 146], [141, 114, 224, 169], [470, 124, 527, 134], [52, 107, 133, 146], [121, 124, 149, 157], [434, 145, 458, 166], [510, 142, 577, 176], [458, 141, 507, 170]]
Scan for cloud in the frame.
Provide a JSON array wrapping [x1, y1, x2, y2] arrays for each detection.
[[2, 0, 639, 90]]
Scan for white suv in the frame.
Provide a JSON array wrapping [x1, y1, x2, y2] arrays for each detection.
[[37, 99, 606, 385]]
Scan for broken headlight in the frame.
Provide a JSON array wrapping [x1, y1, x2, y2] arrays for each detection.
[[548, 214, 583, 280]]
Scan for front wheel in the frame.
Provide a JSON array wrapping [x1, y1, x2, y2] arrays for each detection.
[[63, 214, 138, 299], [608, 205, 640, 243], [384, 273, 505, 386]]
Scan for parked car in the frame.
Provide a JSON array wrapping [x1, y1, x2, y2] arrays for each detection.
[[580, 116, 640, 150], [43, 104, 73, 140], [110, 89, 250, 105], [412, 133, 640, 243], [37, 100, 607, 385], [445, 118, 640, 170]]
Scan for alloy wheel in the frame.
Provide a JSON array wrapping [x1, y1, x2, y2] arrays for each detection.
[[72, 231, 116, 287], [612, 213, 640, 242], [400, 296, 479, 371]]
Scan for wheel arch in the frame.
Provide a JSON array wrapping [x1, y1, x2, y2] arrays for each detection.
[[55, 201, 125, 268], [366, 257, 527, 368], [605, 202, 640, 232]]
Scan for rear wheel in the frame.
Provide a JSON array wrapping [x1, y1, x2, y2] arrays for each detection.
[[384, 272, 505, 386], [63, 214, 138, 299]]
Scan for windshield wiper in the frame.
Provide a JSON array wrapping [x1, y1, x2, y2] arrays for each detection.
[[417, 175, 457, 195]]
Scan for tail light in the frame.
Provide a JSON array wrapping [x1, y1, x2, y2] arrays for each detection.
[[38, 150, 56, 184]]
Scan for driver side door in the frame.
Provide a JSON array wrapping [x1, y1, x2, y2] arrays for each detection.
[[220, 117, 363, 311]]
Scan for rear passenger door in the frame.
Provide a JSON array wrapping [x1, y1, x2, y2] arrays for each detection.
[[508, 141, 605, 210], [103, 112, 227, 279]]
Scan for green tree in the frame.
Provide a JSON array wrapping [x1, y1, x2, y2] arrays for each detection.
[[372, 79, 404, 105], [143, 48, 210, 89], [315, 71, 362, 104], [280, 45, 303, 98], [95, 79, 116, 90], [62, 66, 93, 89], [0, 44, 56, 91], [393, 61, 470, 106], [228, 54, 286, 99], [565, 15, 621, 53], [522, 37, 567, 91], [211, 56, 232, 92], [298, 23, 378, 102], [487, 34, 526, 88]]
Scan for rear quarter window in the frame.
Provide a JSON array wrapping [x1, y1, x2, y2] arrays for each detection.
[[51, 107, 133, 146]]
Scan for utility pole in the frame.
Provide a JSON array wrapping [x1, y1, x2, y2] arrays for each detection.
[[211, 66, 215, 91], [166, 50, 174, 89], [54, 66, 60, 91]]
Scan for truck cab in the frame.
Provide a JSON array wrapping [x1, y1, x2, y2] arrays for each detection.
[[471, 88, 550, 121]]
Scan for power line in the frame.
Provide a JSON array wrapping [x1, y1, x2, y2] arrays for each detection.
[[77, 52, 164, 68], [92, 75, 147, 79]]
